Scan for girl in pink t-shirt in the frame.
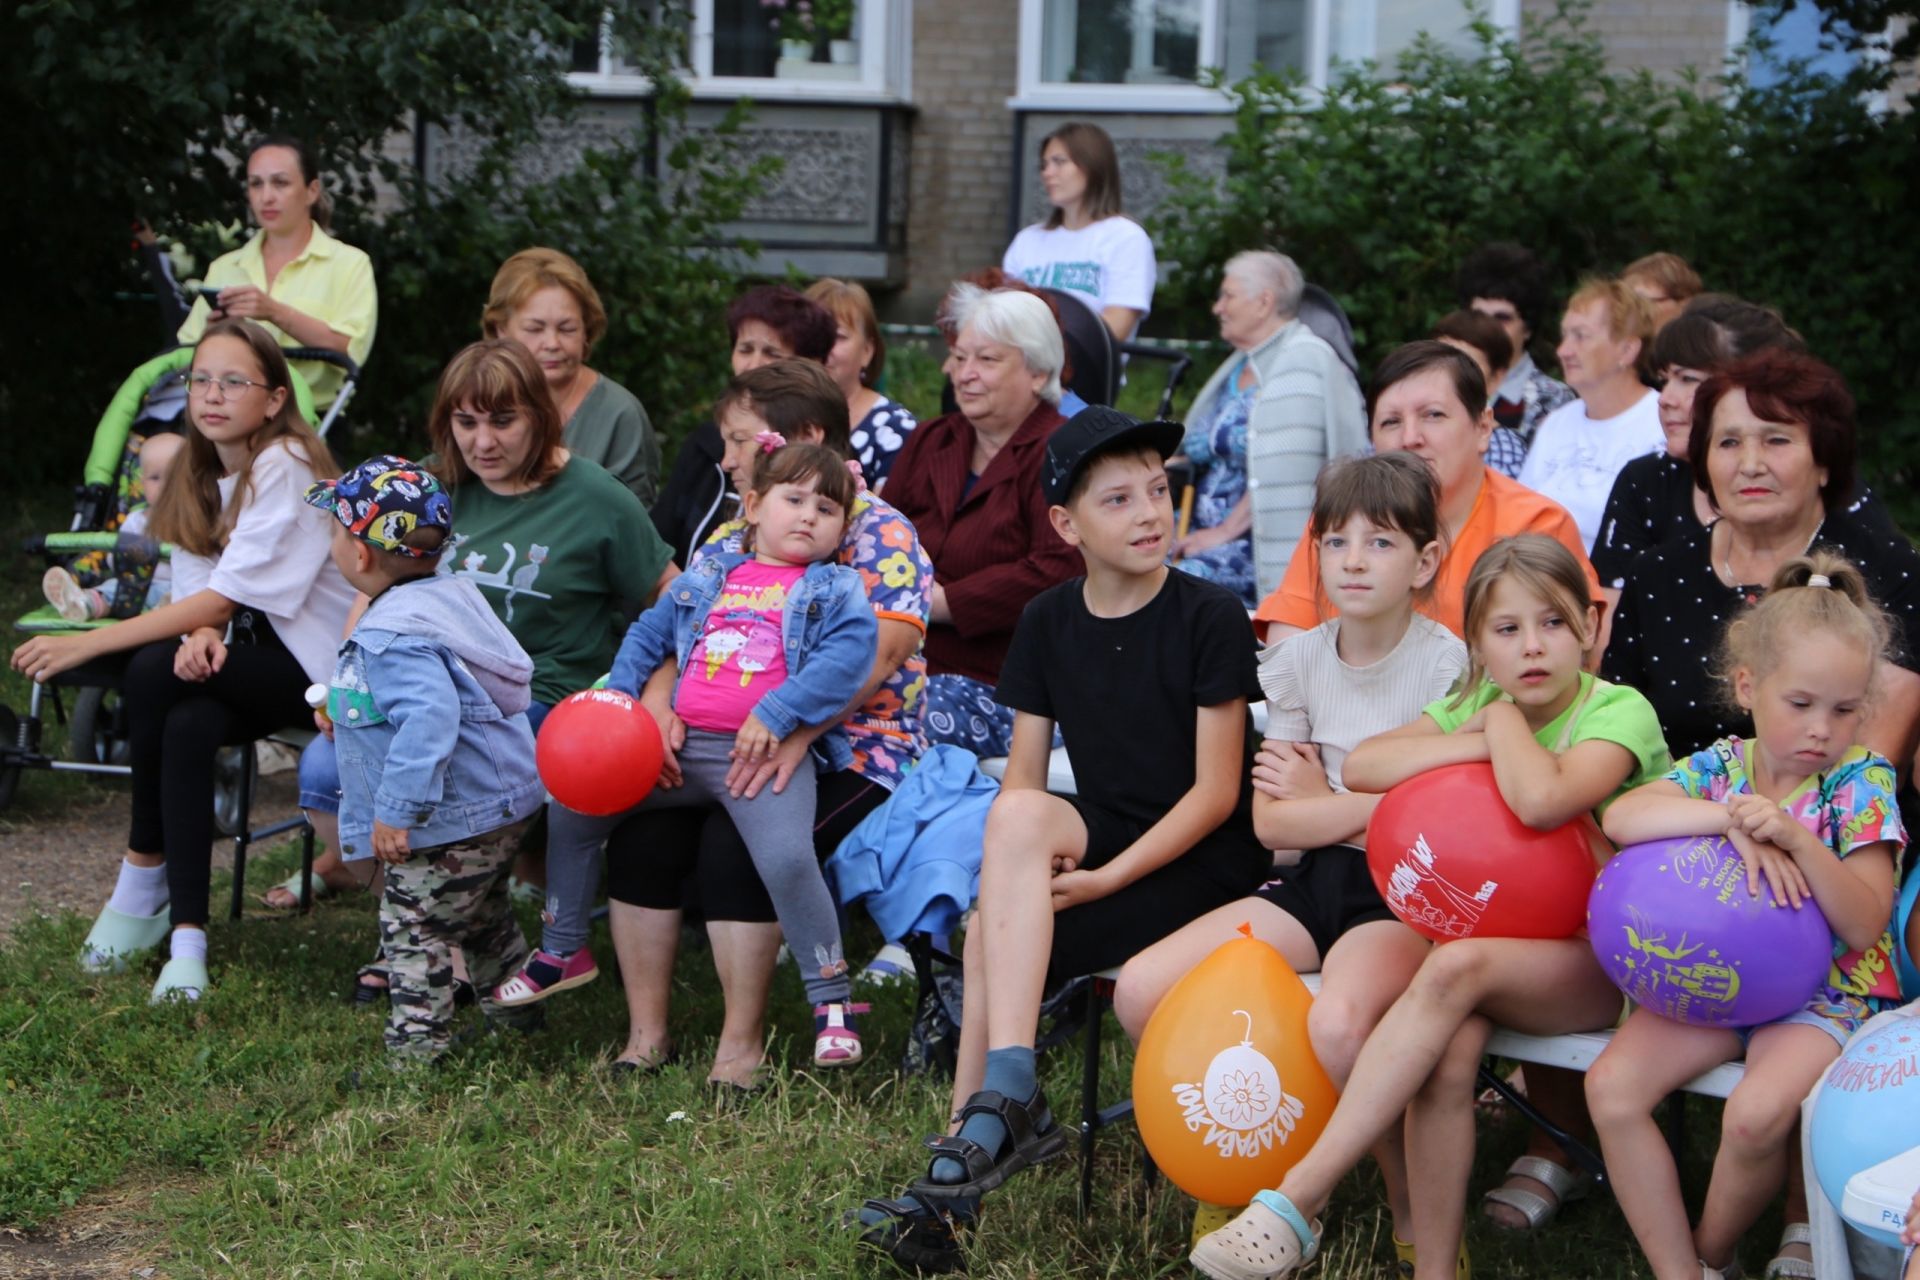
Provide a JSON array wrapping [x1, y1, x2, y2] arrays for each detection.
[[496, 441, 881, 1070]]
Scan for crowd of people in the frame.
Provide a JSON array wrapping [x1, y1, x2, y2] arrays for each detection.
[[11, 124, 1920, 1280]]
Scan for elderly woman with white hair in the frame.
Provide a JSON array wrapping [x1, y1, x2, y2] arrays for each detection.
[[887, 284, 1080, 757], [1176, 251, 1367, 604]]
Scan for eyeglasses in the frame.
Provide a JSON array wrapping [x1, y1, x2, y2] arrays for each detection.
[[187, 372, 270, 397]]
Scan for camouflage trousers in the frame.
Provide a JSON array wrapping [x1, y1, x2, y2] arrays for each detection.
[[381, 818, 539, 1062]]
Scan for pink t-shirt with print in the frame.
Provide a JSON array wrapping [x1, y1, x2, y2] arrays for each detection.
[[676, 561, 804, 734]]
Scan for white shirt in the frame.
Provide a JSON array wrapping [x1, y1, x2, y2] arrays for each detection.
[[171, 440, 356, 684], [1001, 217, 1157, 329], [1260, 615, 1467, 795], [1517, 389, 1664, 552]]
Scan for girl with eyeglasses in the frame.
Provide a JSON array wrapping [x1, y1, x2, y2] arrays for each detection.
[[11, 319, 356, 1004]]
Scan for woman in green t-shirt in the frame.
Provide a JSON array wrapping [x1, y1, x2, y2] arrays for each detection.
[[480, 247, 662, 506], [272, 340, 675, 915]]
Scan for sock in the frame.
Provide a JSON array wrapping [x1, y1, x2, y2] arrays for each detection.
[[169, 927, 207, 962], [930, 1046, 1037, 1184], [520, 948, 573, 989], [105, 859, 168, 917]]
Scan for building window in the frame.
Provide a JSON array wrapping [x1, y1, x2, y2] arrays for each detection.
[[569, 0, 906, 98], [1018, 0, 1515, 107]]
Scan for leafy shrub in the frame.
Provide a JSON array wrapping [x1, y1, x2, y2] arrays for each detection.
[[1150, 2, 1920, 524]]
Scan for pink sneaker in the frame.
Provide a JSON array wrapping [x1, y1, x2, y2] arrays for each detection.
[[813, 1001, 867, 1068], [492, 948, 598, 1007]]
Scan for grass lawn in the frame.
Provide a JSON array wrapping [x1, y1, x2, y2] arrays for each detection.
[[0, 453, 1763, 1279]]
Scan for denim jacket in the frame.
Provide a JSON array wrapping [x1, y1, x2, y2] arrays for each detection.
[[607, 551, 877, 770], [330, 575, 545, 859]]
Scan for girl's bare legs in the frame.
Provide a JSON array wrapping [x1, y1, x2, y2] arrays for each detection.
[[1585, 1009, 1740, 1278], [1270, 938, 1619, 1224], [1405, 1014, 1495, 1280], [1314, 919, 1434, 1242], [1482, 1067, 1595, 1229], [1693, 1023, 1841, 1270], [607, 899, 678, 1067]]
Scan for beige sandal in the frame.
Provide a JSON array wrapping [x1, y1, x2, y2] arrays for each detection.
[[1190, 1191, 1321, 1280], [1761, 1223, 1813, 1279], [1480, 1155, 1593, 1232]]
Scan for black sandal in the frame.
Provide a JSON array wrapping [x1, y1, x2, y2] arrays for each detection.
[[351, 966, 475, 1009], [909, 1088, 1067, 1200], [847, 1195, 970, 1275]]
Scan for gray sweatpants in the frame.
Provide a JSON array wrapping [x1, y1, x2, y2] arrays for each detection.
[[542, 729, 850, 1006]]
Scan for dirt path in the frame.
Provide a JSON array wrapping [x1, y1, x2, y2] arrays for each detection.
[[0, 771, 302, 943], [0, 1187, 165, 1279]]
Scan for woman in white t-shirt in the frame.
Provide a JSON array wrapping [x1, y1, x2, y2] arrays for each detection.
[[1000, 122, 1157, 341], [1516, 278, 1662, 555], [12, 320, 355, 1005]]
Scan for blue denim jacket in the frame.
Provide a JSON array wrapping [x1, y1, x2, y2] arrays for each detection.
[[607, 551, 877, 769], [330, 576, 545, 859]]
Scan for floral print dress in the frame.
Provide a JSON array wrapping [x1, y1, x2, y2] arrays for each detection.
[[1175, 361, 1257, 608]]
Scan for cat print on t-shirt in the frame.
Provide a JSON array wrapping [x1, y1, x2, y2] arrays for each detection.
[[440, 534, 554, 623]]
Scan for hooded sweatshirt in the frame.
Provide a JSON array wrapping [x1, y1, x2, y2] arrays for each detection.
[[328, 574, 544, 859]]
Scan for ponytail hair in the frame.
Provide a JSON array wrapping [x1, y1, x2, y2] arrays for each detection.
[[1717, 551, 1894, 706]]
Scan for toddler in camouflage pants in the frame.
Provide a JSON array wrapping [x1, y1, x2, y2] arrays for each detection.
[[305, 457, 549, 1065]]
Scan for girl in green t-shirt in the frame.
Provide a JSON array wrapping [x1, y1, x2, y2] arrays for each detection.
[[1193, 535, 1670, 1280]]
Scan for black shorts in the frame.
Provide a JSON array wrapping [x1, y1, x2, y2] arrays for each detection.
[[1254, 844, 1395, 960], [1046, 797, 1269, 986]]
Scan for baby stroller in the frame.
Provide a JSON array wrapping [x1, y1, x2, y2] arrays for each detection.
[[1, 346, 358, 907]]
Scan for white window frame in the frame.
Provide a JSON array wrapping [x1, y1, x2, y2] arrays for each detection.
[[567, 0, 911, 102], [1012, 0, 1518, 110]]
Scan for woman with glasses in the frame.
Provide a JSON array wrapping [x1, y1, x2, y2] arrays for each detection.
[[11, 320, 356, 1004], [175, 136, 376, 412]]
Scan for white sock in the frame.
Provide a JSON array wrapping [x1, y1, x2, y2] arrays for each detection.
[[169, 928, 207, 963], [105, 859, 168, 917]]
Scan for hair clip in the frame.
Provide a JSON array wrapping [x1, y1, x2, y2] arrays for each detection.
[[754, 430, 787, 454], [844, 458, 868, 493], [1808, 573, 1832, 588]]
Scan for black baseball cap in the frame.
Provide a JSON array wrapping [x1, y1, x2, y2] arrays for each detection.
[[1041, 405, 1184, 506]]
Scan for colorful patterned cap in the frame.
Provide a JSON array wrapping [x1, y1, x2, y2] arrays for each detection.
[[303, 455, 451, 557]]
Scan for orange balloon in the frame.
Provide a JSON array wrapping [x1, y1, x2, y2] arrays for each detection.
[[1131, 931, 1341, 1205]]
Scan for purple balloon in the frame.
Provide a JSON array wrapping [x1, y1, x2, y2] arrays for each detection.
[[1587, 835, 1832, 1028]]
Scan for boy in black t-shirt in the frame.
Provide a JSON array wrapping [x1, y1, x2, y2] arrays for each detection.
[[856, 406, 1269, 1269]]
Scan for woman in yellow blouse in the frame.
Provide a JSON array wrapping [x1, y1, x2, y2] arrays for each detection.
[[176, 136, 375, 410]]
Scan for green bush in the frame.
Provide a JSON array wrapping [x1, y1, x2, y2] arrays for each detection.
[[1150, 1, 1920, 524], [1, 1, 763, 477]]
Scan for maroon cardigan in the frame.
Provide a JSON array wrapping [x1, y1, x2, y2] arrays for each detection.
[[885, 400, 1079, 683]]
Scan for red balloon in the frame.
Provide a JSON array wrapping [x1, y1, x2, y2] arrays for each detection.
[[536, 689, 665, 816], [1365, 762, 1597, 942]]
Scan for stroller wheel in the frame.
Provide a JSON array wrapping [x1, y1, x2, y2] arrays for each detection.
[[0, 705, 21, 811], [66, 687, 130, 767]]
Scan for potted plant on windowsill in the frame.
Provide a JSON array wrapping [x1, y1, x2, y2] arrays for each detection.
[[764, 0, 858, 74]]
